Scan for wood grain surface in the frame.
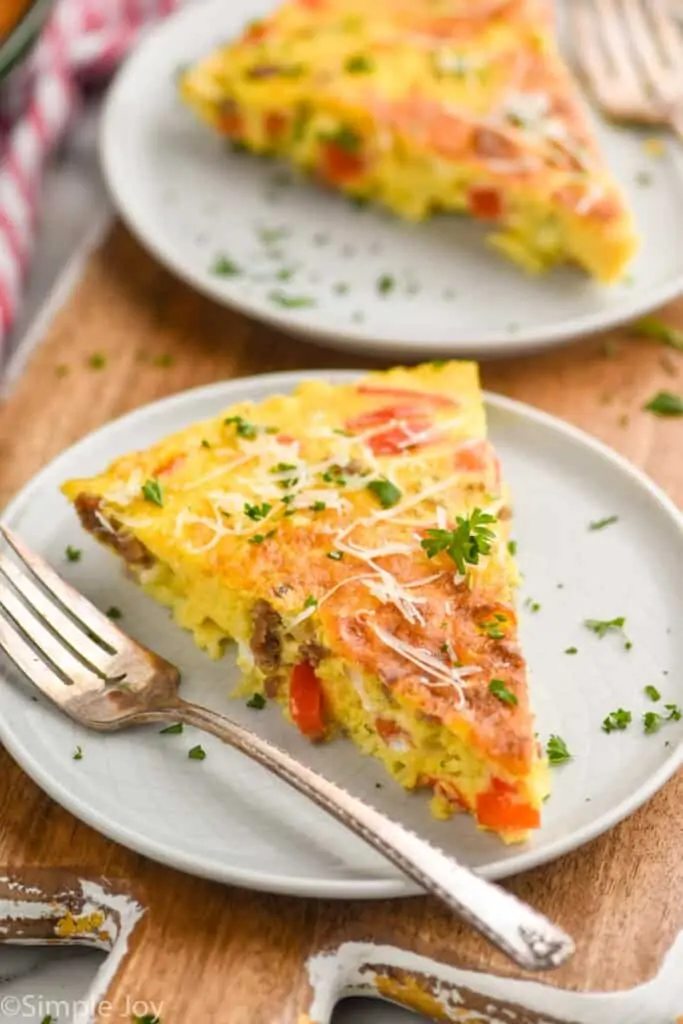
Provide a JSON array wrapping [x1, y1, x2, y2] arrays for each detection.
[[1, 223, 682, 1021]]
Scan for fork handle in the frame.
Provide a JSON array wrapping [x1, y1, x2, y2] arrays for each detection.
[[174, 698, 573, 971]]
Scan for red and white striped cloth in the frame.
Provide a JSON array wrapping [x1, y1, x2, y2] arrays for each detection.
[[0, 0, 179, 362]]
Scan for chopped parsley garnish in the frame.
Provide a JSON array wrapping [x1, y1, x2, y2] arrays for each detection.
[[304, 595, 318, 609], [430, 360, 447, 369], [665, 703, 682, 721], [249, 530, 276, 545], [65, 545, 82, 562], [318, 125, 362, 153], [507, 540, 518, 556], [546, 734, 572, 765], [160, 722, 184, 734], [643, 711, 662, 734], [334, 282, 350, 295], [585, 616, 626, 639], [188, 745, 206, 760], [259, 226, 290, 245], [377, 274, 395, 295], [524, 598, 541, 613], [131, 1016, 160, 1024], [345, 54, 374, 73], [271, 462, 297, 473], [224, 415, 258, 439], [73, 746, 83, 760], [644, 390, 683, 416], [153, 353, 174, 367], [327, 550, 343, 560], [311, 501, 327, 511], [244, 502, 272, 521], [644, 685, 661, 702], [480, 620, 505, 640], [421, 509, 497, 574], [321, 465, 347, 486], [366, 478, 402, 509], [276, 267, 295, 282], [564, 647, 578, 655], [141, 478, 163, 507], [247, 693, 267, 709], [488, 679, 518, 705], [201, 439, 211, 448], [633, 315, 683, 351], [106, 606, 122, 620], [589, 515, 619, 531], [41, 1016, 55, 1024], [268, 290, 316, 309], [282, 494, 295, 505], [88, 352, 106, 370], [602, 708, 632, 733], [210, 255, 241, 276]]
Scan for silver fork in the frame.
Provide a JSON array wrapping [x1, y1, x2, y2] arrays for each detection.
[[569, 0, 683, 136], [0, 524, 574, 972]]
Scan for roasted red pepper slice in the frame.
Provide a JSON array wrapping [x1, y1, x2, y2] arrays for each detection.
[[265, 112, 288, 140], [476, 788, 539, 831], [290, 662, 325, 739], [367, 424, 432, 456], [468, 187, 503, 220], [453, 441, 489, 473], [320, 143, 366, 184], [346, 403, 428, 431], [217, 105, 244, 138]]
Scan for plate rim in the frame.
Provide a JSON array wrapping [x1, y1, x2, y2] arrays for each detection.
[[98, 0, 683, 358], [1, 370, 682, 899]]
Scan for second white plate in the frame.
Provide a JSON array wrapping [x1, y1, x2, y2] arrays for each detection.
[[1, 371, 682, 898], [100, 0, 683, 358]]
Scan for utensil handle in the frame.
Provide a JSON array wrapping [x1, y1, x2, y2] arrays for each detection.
[[176, 699, 574, 971]]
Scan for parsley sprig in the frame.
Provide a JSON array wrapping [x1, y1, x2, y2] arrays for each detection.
[[589, 515, 619, 531], [633, 315, 683, 351], [141, 478, 163, 507], [546, 734, 572, 765], [224, 415, 258, 439], [644, 391, 683, 416], [244, 502, 272, 522], [585, 617, 631, 649], [602, 708, 632, 733], [421, 509, 497, 574], [488, 679, 517, 706]]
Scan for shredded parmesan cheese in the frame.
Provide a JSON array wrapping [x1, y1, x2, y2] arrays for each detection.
[[367, 622, 479, 705]]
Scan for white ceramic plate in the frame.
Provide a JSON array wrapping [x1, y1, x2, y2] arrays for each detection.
[[99, 0, 683, 359], [2, 372, 682, 898]]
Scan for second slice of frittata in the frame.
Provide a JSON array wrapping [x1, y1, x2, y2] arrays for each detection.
[[180, 0, 637, 282]]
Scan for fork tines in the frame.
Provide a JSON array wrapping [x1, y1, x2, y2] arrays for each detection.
[[0, 525, 121, 699], [569, 0, 683, 124]]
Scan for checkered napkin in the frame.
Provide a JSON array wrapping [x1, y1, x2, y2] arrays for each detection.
[[0, 0, 179, 362]]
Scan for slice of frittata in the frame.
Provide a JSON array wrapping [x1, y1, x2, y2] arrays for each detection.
[[62, 362, 548, 843], [179, 0, 638, 282]]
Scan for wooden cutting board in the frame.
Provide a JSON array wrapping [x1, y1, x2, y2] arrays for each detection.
[[1, 223, 683, 1024]]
